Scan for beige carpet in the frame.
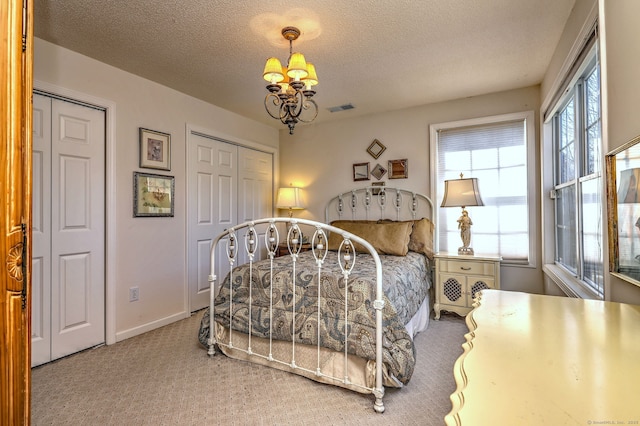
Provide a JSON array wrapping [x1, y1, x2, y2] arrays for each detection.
[[31, 311, 467, 425]]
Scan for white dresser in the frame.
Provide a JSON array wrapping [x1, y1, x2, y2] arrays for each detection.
[[446, 289, 640, 425], [433, 252, 501, 319]]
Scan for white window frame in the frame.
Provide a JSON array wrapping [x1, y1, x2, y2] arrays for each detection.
[[430, 111, 537, 267], [541, 24, 603, 300]]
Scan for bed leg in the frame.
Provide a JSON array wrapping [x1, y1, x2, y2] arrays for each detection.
[[373, 388, 385, 413], [207, 340, 217, 357]]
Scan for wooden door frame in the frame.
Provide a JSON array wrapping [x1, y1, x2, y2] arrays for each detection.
[[1, 0, 33, 422]]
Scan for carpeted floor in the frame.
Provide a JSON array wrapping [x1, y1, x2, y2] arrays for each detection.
[[31, 311, 467, 425]]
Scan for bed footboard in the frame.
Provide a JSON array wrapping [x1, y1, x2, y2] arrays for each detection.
[[207, 218, 387, 413]]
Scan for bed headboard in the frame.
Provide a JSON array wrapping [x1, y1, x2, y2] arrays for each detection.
[[325, 186, 434, 224]]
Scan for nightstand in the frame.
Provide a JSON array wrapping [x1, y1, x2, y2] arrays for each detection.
[[434, 252, 501, 319], [275, 243, 312, 257]]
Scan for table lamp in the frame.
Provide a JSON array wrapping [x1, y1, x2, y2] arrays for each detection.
[[276, 187, 305, 218], [441, 174, 484, 255]]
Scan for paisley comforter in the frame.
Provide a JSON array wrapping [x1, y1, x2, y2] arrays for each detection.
[[198, 251, 430, 384]]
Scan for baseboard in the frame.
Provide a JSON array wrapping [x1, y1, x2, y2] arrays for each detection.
[[115, 311, 190, 342]]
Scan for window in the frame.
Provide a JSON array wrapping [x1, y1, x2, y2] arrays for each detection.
[[550, 55, 603, 298], [431, 111, 535, 263]]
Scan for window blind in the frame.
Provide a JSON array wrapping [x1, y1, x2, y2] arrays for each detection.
[[437, 119, 529, 261]]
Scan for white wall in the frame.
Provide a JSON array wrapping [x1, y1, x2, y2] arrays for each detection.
[[33, 38, 279, 342], [280, 86, 544, 294]]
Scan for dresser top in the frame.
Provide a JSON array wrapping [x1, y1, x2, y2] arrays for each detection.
[[434, 252, 502, 262], [446, 289, 640, 425]]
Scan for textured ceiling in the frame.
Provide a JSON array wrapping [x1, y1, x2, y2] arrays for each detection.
[[33, 0, 576, 131]]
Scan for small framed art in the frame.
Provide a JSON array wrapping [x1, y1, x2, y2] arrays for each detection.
[[353, 162, 370, 181], [371, 181, 386, 195], [133, 172, 175, 217], [371, 163, 387, 180], [140, 128, 171, 171], [367, 139, 386, 159], [388, 159, 408, 179]]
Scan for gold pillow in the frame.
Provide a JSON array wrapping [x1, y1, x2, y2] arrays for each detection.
[[327, 220, 413, 255], [378, 218, 435, 259], [407, 218, 435, 260]]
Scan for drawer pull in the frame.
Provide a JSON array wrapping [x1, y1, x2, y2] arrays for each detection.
[[460, 266, 471, 271]]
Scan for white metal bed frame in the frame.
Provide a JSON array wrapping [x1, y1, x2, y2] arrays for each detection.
[[325, 186, 434, 222], [207, 187, 434, 413]]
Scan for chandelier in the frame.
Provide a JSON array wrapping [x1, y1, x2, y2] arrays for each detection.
[[262, 26, 319, 135]]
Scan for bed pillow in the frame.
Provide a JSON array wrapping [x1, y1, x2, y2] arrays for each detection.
[[407, 218, 435, 260], [378, 218, 435, 260], [327, 220, 412, 255]]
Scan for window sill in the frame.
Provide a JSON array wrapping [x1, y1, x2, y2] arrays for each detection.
[[542, 264, 602, 300]]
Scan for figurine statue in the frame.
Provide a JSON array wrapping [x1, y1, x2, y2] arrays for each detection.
[[457, 210, 472, 252]]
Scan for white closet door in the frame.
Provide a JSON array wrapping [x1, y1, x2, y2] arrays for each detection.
[[188, 134, 238, 311], [31, 94, 105, 366], [236, 146, 274, 264], [50, 98, 105, 360], [31, 94, 52, 366], [187, 131, 274, 312]]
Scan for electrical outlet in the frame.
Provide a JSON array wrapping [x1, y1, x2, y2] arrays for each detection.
[[129, 286, 139, 302]]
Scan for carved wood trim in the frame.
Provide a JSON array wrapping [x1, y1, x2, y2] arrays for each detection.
[[6, 242, 23, 282]]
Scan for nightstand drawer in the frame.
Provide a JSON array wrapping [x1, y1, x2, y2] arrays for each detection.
[[439, 259, 493, 276]]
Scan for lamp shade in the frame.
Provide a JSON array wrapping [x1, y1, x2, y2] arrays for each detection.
[[441, 177, 484, 208], [618, 168, 640, 203], [276, 187, 305, 210], [286, 52, 308, 80], [302, 62, 318, 87], [263, 58, 284, 83]]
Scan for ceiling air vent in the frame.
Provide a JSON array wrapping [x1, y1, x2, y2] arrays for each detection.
[[327, 103, 355, 113]]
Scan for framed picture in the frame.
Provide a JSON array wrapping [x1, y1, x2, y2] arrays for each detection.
[[371, 181, 386, 195], [133, 172, 175, 217], [388, 159, 408, 179], [371, 163, 387, 180], [353, 162, 370, 181], [140, 128, 171, 171], [367, 139, 386, 159], [606, 134, 640, 288]]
